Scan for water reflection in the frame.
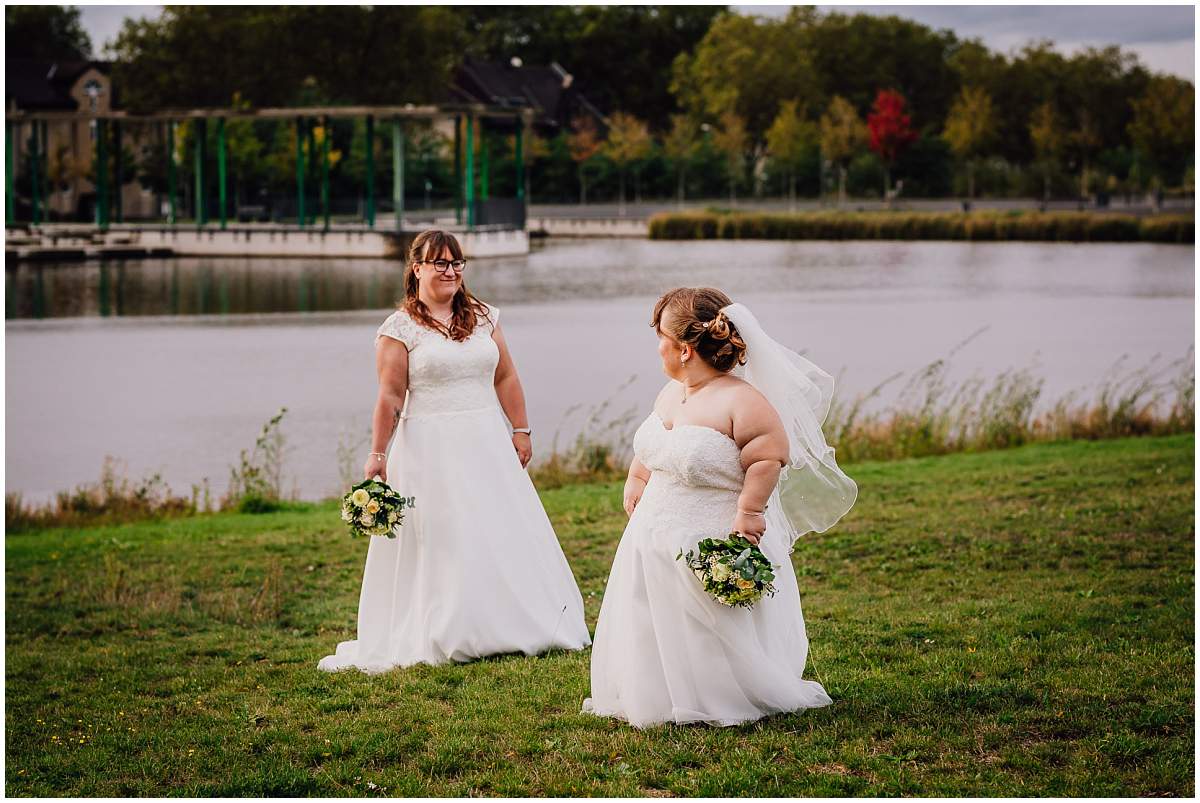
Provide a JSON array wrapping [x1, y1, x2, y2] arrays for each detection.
[[6, 258, 411, 318], [5, 239, 1194, 321], [6, 239, 1193, 502]]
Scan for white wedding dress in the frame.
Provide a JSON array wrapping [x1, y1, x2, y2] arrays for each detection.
[[583, 410, 832, 727], [318, 305, 591, 673]]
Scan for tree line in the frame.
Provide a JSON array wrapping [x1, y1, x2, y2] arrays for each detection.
[[8, 5, 1194, 208]]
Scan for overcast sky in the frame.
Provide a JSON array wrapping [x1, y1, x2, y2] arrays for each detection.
[[79, 4, 1194, 79]]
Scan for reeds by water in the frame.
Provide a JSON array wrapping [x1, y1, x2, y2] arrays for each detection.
[[5, 456, 207, 532], [825, 348, 1194, 463], [648, 210, 1195, 243], [8, 352, 1192, 530]]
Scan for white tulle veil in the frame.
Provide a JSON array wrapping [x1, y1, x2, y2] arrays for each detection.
[[722, 303, 858, 549]]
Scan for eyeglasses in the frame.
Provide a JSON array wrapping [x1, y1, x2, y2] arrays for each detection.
[[420, 259, 468, 275]]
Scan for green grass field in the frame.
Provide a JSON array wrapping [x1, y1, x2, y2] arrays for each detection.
[[6, 434, 1194, 796]]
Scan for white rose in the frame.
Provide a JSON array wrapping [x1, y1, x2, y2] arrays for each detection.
[[711, 562, 733, 582], [351, 489, 370, 507], [359, 512, 375, 527]]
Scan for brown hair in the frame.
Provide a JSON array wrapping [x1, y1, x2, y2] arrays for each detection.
[[402, 229, 491, 341], [651, 287, 747, 373]]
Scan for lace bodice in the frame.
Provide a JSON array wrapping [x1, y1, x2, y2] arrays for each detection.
[[632, 411, 746, 492], [376, 305, 501, 418]]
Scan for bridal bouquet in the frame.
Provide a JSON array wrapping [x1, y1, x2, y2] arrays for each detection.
[[340, 477, 410, 538], [677, 534, 777, 609]]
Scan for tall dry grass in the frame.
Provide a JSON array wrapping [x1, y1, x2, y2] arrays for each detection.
[[648, 210, 1195, 244]]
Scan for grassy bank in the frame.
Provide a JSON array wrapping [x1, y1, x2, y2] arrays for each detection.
[[6, 433, 1193, 795], [648, 210, 1195, 243]]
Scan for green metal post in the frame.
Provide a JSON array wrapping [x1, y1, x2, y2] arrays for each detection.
[[296, 117, 306, 228], [98, 262, 111, 317], [365, 115, 375, 227], [194, 118, 207, 226], [29, 121, 41, 226], [5, 121, 14, 224], [216, 117, 227, 229], [480, 125, 489, 201], [392, 119, 404, 232], [166, 121, 177, 224], [95, 119, 108, 229], [40, 120, 49, 221], [453, 115, 462, 225], [515, 117, 525, 203], [113, 120, 124, 223], [465, 116, 475, 230], [306, 121, 316, 226], [321, 116, 330, 231]]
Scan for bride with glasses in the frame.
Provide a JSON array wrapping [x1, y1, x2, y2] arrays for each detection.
[[319, 229, 591, 673]]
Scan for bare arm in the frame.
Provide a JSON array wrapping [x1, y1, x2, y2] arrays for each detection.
[[363, 338, 409, 481], [491, 323, 533, 468], [624, 381, 676, 516], [731, 390, 790, 544]]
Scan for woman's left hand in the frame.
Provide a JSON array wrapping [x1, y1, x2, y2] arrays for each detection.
[[731, 510, 765, 545], [512, 433, 533, 468]]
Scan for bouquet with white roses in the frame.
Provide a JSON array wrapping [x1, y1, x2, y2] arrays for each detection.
[[677, 533, 777, 609], [340, 476, 410, 538]]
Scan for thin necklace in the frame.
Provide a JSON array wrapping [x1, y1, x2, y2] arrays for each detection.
[[681, 374, 719, 404]]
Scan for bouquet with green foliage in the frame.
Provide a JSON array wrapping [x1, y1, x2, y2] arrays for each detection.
[[677, 534, 777, 609], [340, 477, 410, 538]]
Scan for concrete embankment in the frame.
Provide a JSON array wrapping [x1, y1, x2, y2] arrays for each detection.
[[5, 224, 530, 261]]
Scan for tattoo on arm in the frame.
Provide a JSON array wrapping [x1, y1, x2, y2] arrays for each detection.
[[390, 407, 402, 435]]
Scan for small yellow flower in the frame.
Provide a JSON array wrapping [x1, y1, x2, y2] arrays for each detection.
[[351, 489, 370, 507], [365, 500, 380, 515], [736, 577, 754, 590]]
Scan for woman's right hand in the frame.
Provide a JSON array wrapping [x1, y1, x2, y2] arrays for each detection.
[[623, 476, 646, 517], [364, 453, 387, 482]]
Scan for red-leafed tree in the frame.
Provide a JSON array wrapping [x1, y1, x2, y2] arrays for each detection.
[[867, 89, 918, 207]]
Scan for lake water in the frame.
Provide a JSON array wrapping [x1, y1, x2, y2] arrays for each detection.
[[6, 239, 1194, 502]]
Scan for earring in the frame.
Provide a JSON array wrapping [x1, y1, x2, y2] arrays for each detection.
[[680, 354, 688, 365]]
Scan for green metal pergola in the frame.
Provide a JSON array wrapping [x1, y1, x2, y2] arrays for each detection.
[[5, 103, 532, 232]]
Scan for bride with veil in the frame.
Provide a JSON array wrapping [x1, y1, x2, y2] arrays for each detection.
[[584, 287, 857, 728]]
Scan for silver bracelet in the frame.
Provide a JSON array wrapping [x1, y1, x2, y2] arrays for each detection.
[[512, 427, 532, 435]]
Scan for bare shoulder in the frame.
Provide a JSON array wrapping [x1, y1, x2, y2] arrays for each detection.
[[724, 378, 784, 437], [653, 379, 681, 411]]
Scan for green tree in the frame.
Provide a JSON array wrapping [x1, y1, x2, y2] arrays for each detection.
[[766, 100, 818, 210], [712, 110, 748, 205], [662, 114, 701, 207], [1128, 75, 1195, 203], [109, 6, 463, 111], [461, 6, 722, 132], [566, 115, 603, 205], [819, 96, 867, 207], [803, 10, 960, 129], [942, 86, 995, 200], [601, 112, 652, 216], [223, 93, 267, 208], [1028, 102, 1065, 204], [6, 5, 91, 60], [670, 9, 821, 151]]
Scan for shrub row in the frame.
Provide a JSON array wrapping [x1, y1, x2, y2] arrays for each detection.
[[648, 211, 1195, 244]]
